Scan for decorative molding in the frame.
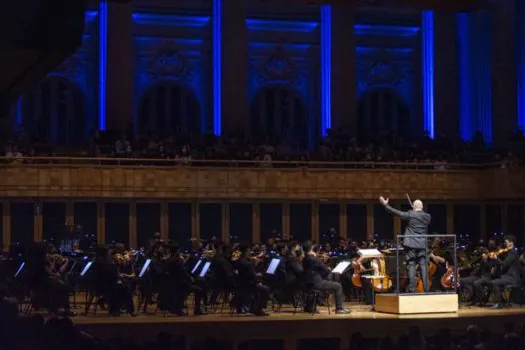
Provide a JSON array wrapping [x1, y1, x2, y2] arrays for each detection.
[[147, 49, 192, 81], [246, 18, 319, 33], [354, 24, 420, 37], [132, 13, 210, 27]]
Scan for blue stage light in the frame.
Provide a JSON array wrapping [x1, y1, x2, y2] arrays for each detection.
[[16, 97, 22, 129], [245, 18, 318, 33], [321, 5, 331, 137], [213, 0, 222, 136], [457, 13, 472, 140], [99, 1, 108, 131], [517, 1, 525, 131], [422, 10, 435, 139], [353, 24, 420, 37], [131, 13, 210, 27]]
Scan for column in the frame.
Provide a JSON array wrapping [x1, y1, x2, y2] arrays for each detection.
[[311, 201, 319, 243], [492, 0, 517, 145], [252, 202, 260, 244], [2, 201, 11, 250], [282, 202, 290, 236], [330, 4, 357, 134], [366, 203, 374, 241], [446, 203, 454, 234], [393, 216, 401, 238], [517, 0, 525, 131], [129, 202, 137, 249], [97, 201, 105, 244], [434, 10, 458, 137], [339, 201, 348, 239], [191, 202, 200, 239], [160, 201, 169, 242], [522, 205, 525, 245], [219, 0, 248, 135], [422, 10, 435, 138], [34, 202, 42, 242], [221, 203, 229, 243], [479, 203, 487, 241], [104, 0, 133, 132]]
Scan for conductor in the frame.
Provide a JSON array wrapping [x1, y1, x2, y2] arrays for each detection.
[[379, 196, 431, 293]]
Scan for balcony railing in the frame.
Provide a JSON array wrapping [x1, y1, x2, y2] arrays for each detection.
[[0, 156, 504, 171]]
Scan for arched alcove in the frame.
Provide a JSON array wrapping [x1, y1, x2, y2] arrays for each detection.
[[139, 82, 200, 136], [357, 89, 411, 139], [22, 77, 87, 145], [250, 85, 308, 146]]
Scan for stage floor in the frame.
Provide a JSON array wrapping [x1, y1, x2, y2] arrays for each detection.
[[71, 302, 525, 350]]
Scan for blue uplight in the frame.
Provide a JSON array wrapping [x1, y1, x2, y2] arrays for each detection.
[[320, 5, 331, 137], [16, 97, 22, 129], [457, 13, 472, 140], [422, 10, 435, 139], [245, 19, 319, 33], [99, 1, 108, 131], [132, 13, 210, 27], [517, 1, 525, 131], [354, 24, 420, 37], [213, 0, 222, 135]]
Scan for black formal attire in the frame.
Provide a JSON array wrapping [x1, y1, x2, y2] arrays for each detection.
[[383, 204, 431, 292], [303, 254, 344, 309], [92, 260, 134, 315], [490, 249, 521, 304], [209, 255, 235, 305], [236, 257, 270, 314], [461, 259, 492, 303], [166, 257, 205, 314]]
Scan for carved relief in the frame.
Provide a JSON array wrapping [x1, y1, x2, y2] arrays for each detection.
[[147, 48, 193, 82], [358, 49, 405, 91], [255, 47, 298, 86]]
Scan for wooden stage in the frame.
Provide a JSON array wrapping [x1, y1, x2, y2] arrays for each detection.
[[72, 302, 525, 350]]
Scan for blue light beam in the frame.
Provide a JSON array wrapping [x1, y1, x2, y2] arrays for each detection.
[[457, 13, 472, 140], [422, 10, 435, 139], [320, 5, 331, 137], [99, 1, 108, 131], [213, 0, 222, 136]]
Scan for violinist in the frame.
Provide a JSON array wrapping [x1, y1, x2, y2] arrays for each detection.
[[209, 243, 235, 306], [92, 246, 136, 316], [40, 245, 73, 316], [302, 241, 350, 314], [428, 238, 448, 292], [285, 243, 304, 297], [489, 235, 520, 309], [235, 245, 270, 316], [461, 247, 492, 306], [166, 245, 207, 316]]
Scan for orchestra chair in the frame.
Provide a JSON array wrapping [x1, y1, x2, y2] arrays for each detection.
[[293, 288, 331, 315]]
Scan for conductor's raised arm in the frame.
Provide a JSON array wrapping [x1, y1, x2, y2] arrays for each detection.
[[378, 196, 411, 220]]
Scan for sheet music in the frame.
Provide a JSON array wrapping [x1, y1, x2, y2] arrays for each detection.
[[191, 260, 203, 274], [14, 262, 25, 278], [80, 261, 93, 276], [265, 258, 280, 274], [357, 249, 383, 257], [139, 259, 152, 278], [199, 262, 211, 278], [332, 261, 351, 274]]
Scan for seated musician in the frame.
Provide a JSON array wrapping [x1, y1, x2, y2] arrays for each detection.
[[428, 238, 448, 292], [235, 245, 270, 316], [166, 245, 207, 316], [40, 248, 73, 316], [92, 246, 136, 316], [209, 243, 235, 305], [302, 241, 350, 314], [489, 235, 521, 309], [461, 247, 492, 306]]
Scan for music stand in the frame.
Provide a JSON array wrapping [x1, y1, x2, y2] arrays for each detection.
[[199, 262, 211, 278], [191, 260, 203, 275], [14, 262, 25, 278], [139, 259, 152, 278], [332, 261, 351, 274], [80, 261, 93, 277], [265, 258, 280, 275]]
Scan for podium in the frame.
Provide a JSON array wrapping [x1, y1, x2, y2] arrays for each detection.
[[374, 234, 459, 315], [375, 293, 458, 314]]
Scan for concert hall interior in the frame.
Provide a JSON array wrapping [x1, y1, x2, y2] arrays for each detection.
[[2, 0, 525, 350]]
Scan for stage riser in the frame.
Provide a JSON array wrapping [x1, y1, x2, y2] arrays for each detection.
[[375, 293, 459, 314]]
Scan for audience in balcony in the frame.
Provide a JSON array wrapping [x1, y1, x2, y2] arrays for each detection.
[[1, 125, 524, 168]]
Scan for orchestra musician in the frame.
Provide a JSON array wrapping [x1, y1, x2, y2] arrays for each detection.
[[379, 196, 431, 293], [489, 235, 521, 309], [235, 245, 270, 316], [302, 241, 350, 314], [165, 245, 207, 316], [461, 247, 492, 306]]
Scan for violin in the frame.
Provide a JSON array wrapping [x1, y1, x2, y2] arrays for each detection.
[[488, 247, 510, 259]]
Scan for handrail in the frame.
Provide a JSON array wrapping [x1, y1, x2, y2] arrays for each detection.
[[0, 156, 505, 171]]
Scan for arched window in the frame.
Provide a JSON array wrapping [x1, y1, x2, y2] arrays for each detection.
[[357, 89, 411, 139], [250, 86, 308, 146], [22, 77, 86, 145], [139, 83, 200, 136]]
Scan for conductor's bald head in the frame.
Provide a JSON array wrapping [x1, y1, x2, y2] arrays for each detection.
[[412, 200, 423, 211]]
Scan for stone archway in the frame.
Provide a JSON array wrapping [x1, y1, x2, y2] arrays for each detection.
[[357, 89, 411, 139], [250, 85, 308, 147], [139, 82, 200, 136], [22, 77, 87, 145]]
